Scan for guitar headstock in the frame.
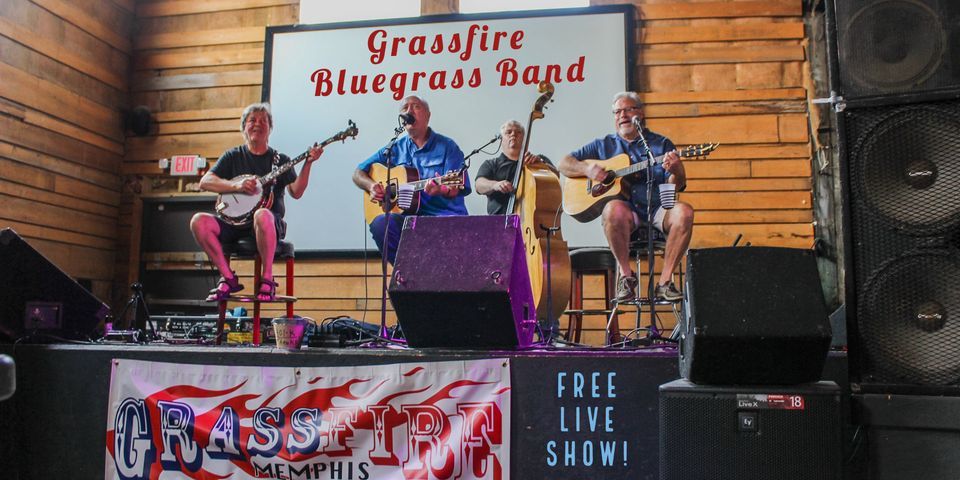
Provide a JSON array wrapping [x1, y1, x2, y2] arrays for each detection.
[[679, 142, 719, 158], [439, 169, 466, 187]]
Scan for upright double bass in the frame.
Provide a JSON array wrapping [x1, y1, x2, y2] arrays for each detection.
[[506, 82, 571, 326]]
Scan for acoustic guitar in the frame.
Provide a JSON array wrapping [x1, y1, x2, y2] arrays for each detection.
[[216, 120, 359, 226], [362, 164, 465, 224], [562, 143, 718, 222]]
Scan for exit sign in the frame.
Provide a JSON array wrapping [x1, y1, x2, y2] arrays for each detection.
[[169, 155, 206, 176]]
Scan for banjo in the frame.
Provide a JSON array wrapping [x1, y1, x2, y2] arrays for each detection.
[[216, 120, 359, 226]]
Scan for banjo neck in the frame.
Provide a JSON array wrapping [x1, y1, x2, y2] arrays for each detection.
[[217, 120, 359, 227], [256, 126, 356, 185], [256, 142, 316, 185]]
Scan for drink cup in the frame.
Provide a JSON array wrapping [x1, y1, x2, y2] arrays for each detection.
[[659, 183, 677, 210], [272, 316, 307, 351]]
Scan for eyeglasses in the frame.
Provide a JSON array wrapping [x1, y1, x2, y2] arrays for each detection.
[[612, 106, 641, 116]]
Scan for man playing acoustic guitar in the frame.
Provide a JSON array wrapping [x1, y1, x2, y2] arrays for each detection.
[[190, 103, 323, 301], [353, 96, 471, 264], [559, 92, 693, 303]]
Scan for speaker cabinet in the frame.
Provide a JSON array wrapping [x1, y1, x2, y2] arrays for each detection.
[[0, 229, 109, 341], [840, 98, 960, 389], [854, 393, 960, 479], [833, 0, 960, 98], [660, 379, 842, 480], [680, 247, 831, 385], [388, 215, 536, 348], [139, 196, 216, 316]]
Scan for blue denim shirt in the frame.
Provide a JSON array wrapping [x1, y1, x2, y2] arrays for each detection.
[[570, 131, 675, 217], [358, 129, 471, 216]]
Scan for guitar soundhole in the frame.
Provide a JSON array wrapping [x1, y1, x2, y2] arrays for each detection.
[[385, 180, 399, 208]]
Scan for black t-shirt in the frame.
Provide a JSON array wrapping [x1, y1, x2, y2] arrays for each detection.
[[476, 153, 555, 215], [210, 145, 297, 219]]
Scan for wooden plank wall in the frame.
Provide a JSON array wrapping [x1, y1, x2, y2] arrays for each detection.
[[580, 0, 812, 343], [0, 0, 134, 305], [122, 0, 813, 345]]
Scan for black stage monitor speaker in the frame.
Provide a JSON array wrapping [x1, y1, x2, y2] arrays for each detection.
[[0, 228, 108, 342], [680, 247, 831, 385], [659, 379, 842, 480], [840, 97, 960, 389], [388, 215, 536, 348], [833, 0, 960, 99]]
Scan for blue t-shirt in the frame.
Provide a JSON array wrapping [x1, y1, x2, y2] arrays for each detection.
[[358, 129, 471, 216], [570, 131, 675, 217]]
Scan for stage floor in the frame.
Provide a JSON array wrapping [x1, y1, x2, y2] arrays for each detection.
[[0, 343, 848, 479]]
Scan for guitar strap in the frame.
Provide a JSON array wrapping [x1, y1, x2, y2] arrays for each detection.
[[271, 148, 281, 167]]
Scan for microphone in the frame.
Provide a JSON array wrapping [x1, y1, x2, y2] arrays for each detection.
[[632, 118, 656, 167], [399, 113, 416, 126]]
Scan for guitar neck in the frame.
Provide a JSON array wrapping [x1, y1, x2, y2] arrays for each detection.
[[405, 170, 463, 191], [614, 151, 679, 178], [607, 144, 716, 180], [406, 177, 433, 192]]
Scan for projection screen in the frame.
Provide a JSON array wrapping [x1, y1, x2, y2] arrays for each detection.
[[263, 6, 634, 252]]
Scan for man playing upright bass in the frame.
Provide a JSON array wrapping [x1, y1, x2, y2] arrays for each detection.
[[475, 119, 555, 215]]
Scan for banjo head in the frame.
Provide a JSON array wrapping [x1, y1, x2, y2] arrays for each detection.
[[217, 175, 266, 221]]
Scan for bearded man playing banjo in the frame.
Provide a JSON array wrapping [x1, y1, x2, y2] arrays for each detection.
[[190, 102, 323, 302]]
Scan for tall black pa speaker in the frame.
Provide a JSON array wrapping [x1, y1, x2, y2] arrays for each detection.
[[388, 215, 536, 348], [828, 0, 960, 390], [829, 3, 960, 477], [680, 247, 831, 385], [832, 0, 960, 99], [660, 379, 842, 480], [0, 229, 108, 342], [839, 98, 960, 389]]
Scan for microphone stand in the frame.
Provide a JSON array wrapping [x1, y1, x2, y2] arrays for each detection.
[[371, 121, 406, 347], [112, 282, 157, 343], [463, 134, 502, 169], [540, 219, 561, 343], [633, 119, 663, 344]]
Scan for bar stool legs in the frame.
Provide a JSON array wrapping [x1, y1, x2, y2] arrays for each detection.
[[604, 272, 621, 345], [614, 241, 683, 345], [566, 248, 621, 345], [567, 273, 584, 342]]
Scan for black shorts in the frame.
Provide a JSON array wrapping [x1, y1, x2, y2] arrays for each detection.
[[215, 215, 286, 244]]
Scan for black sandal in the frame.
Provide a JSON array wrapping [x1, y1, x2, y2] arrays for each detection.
[[206, 271, 244, 301], [257, 278, 278, 302]]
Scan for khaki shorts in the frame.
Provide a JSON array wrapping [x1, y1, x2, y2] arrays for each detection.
[[631, 206, 667, 234]]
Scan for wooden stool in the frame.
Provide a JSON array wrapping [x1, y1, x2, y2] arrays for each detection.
[[566, 247, 621, 344], [214, 237, 296, 346]]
